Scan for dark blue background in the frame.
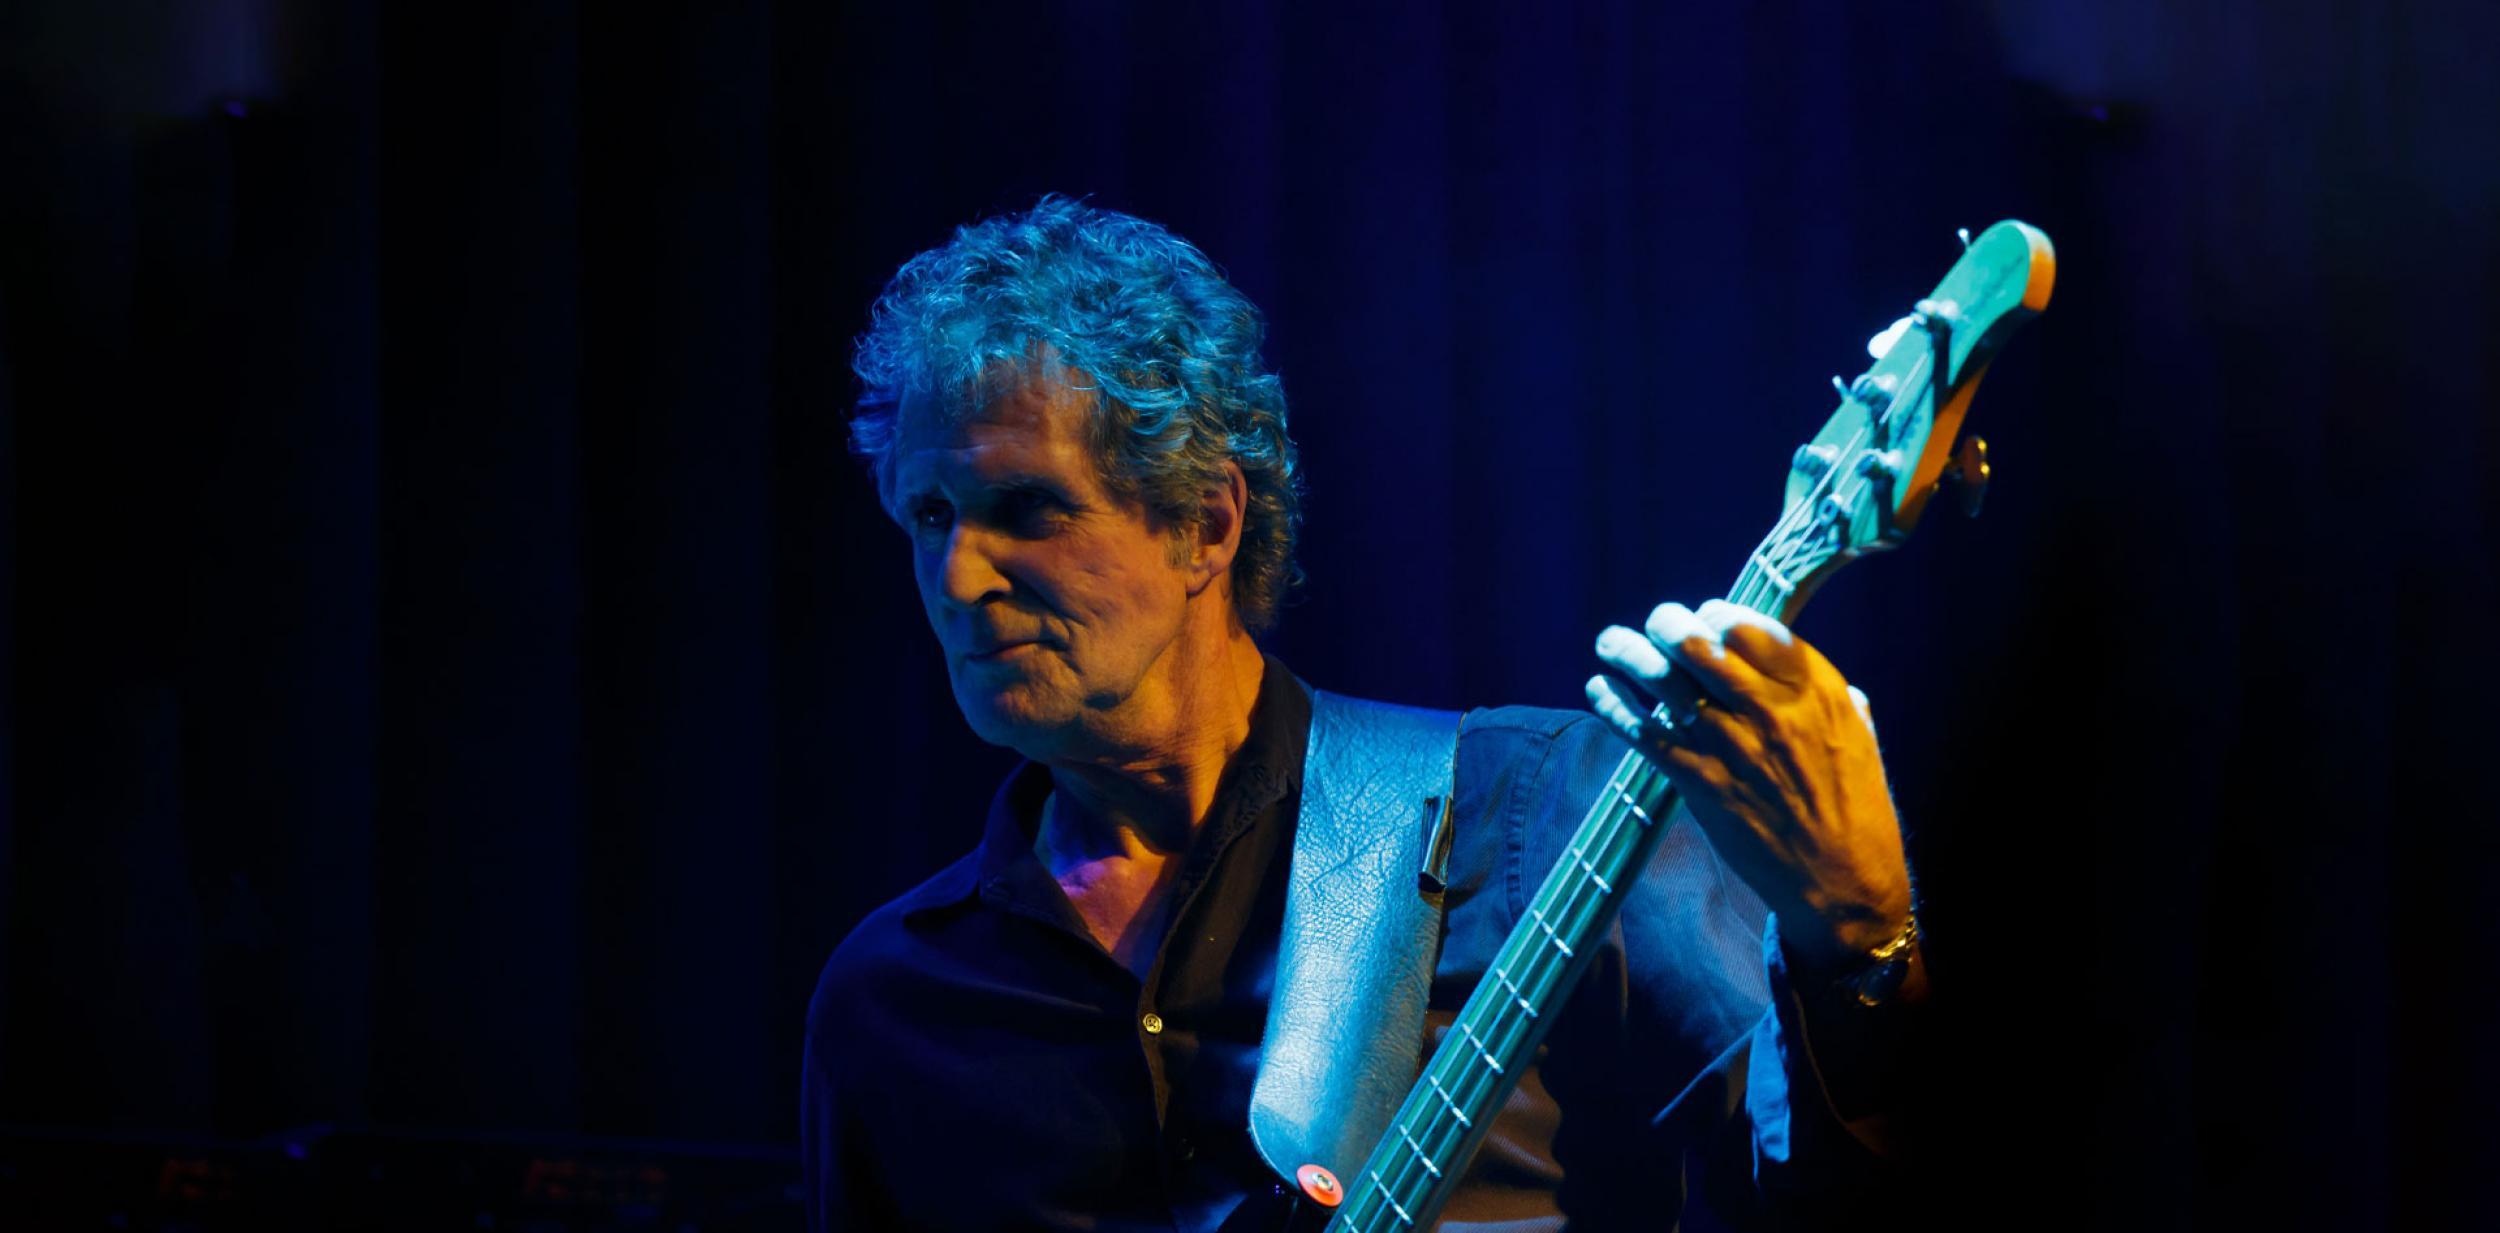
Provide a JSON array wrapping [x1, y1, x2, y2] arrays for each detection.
[[2, 1, 2494, 1227]]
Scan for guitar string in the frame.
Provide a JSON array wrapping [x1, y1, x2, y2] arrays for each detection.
[[1345, 517, 1866, 1229], [1698, 342, 1934, 606], [1743, 341, 1941, 604], [1385, 310, 1955, 1213], [1341, 335, 1946, 1230], [1354, 416, 1899, 1223], [1344, 424, 1922, 1233]]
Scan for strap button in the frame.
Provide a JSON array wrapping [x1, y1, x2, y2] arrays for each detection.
[[1141, 1012, 1165, 1035]]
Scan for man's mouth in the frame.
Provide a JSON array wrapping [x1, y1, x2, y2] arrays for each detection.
[[966, 640, 1048, 662]]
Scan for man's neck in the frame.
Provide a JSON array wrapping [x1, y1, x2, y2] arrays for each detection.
[[1039, 629, 1267, 863]]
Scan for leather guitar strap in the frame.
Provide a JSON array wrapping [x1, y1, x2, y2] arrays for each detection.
[[1248, 689, 1463, 1196]]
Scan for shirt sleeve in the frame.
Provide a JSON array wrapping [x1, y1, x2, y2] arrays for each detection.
[[802, 971, 905, 1232], [1653, 911, 1925, 1227], [801, 1026, 855, 1233]]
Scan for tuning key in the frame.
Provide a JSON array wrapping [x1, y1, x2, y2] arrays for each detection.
[[1867, 316, 1915, 360], [1848, 372, 1899, 412], [1940, 435, 1990, 516], [1957, 227, 1972, 251]]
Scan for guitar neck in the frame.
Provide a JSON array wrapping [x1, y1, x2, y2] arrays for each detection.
[[1326, 565, 1797, 1233], [1318, 220, 2050, 1231], [1326, 749, 1682, 1232]]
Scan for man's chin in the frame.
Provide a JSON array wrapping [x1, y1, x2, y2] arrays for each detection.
[[952, 684, 1079, 757]]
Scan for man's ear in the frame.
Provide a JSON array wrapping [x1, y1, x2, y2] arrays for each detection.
[[1185, 461, 1250, 596]]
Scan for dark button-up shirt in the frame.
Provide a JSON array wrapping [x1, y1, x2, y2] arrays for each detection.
[[804, 660, 1895, 1231]]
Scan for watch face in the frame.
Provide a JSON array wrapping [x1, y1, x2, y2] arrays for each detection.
[[1851, 957, 1911, 1008]]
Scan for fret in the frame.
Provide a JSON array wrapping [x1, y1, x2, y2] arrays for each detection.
[[1367, 1173, 1414, 1229], [1742, 548, 1796, 608], [1491, 965, 1539, 1018], [1747, 550, 1798, 595], [1456, 1020, 1504, 1074], [1729, 570, 1762, 610], [1526, 904, 1575, 957], [1575, 852, 1613, 894], [1320, 220, 2050, 1233], [1394, 1123, 1441, 1177], [1337, 775, 1664, 1233], [1354, 594, 1770, 1233], [1427, 1073, 1472, 1126]]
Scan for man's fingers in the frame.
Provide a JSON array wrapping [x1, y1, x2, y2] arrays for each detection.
[[1696, 599, 1816, 687], [1847, 684, 1877, 736], [1588, 675, 1762, 804], [1595, 625, 1708, 712], [1644, 602, 1773, 711], [1595, 624, 1672, 685], [1695, 598, 1790, 643], [1587, 673, 1731, 778], [1586, 674, 1669, 751]]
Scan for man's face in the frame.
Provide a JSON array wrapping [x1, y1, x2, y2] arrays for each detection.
[[887, 374, 1196, 759]]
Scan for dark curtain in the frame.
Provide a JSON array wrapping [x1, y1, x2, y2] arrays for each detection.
[[3, 1, 2494, 1227]]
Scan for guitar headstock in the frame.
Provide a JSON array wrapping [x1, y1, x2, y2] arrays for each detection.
[[1752, 221, 2054, 621]]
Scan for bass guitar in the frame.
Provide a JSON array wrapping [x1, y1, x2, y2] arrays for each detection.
[[1292, 219, 2055, 1231]]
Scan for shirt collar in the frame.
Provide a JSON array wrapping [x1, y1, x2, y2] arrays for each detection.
[[907, 654, 1309, 923]]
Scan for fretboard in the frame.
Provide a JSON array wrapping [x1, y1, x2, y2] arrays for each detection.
[[1312, 217, 2047, 1229], [1324, 548, 1818, 1232]]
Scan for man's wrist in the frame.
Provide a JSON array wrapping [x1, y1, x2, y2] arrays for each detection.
[[1833, 912, 1921, 1008], [1786, 904, 1925, 1010]]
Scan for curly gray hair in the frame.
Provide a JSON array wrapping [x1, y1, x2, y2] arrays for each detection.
[[850, 195, 1302, 633]]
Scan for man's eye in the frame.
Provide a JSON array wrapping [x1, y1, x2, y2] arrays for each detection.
[[909, 502, 952, 533], [999, 491, 1064, 531]]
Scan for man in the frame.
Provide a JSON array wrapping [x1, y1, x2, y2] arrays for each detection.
[[805, 196, 1925, 1230]]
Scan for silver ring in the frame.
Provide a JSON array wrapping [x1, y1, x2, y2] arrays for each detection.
[[1656, 696, 1708, 735]]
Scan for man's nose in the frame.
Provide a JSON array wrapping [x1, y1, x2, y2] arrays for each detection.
[[933, 523, 1013, 609]]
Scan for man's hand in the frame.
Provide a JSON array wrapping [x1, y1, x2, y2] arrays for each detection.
[[1585, 599, 1913, 971]]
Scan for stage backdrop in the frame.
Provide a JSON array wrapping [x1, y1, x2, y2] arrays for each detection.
[[2, 1, 2494, 1228]]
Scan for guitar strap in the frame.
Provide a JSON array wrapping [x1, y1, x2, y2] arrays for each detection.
[[1248, 689, 1463, 1196]]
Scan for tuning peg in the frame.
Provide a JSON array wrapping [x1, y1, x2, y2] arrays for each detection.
[[1940, 434, 1990, 516], [1792, 442, 1840, 478], [1848, 372, 1899, 412], [1957, 227, 1972, 251], [1867, 316, 1915, 360]]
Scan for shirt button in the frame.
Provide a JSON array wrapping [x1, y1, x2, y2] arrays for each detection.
[[1141, 1012, 1165, 1035]]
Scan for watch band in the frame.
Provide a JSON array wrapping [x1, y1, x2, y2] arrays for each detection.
[[1838, 913, 1920, 1008]]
